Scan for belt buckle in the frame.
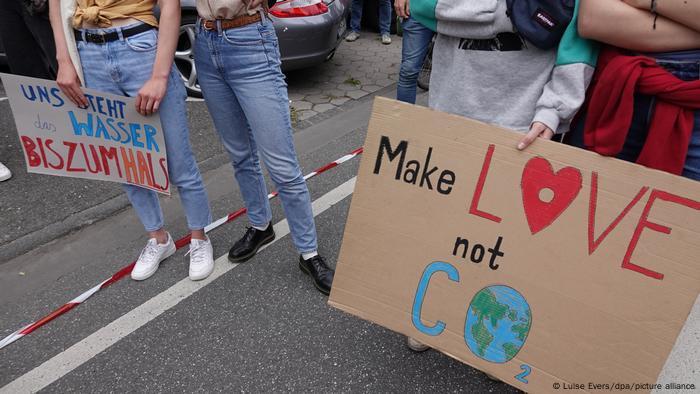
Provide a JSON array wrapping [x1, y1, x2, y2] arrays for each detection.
[[202, 20, 216, 31], [88, 31, 106, 44]]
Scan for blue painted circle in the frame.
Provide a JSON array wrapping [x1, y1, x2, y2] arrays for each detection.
[[464, 285, 532, 363]]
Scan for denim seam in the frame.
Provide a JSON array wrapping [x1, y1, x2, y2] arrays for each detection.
[[246, 129, 272, 225], [258, 24, 273, 68]]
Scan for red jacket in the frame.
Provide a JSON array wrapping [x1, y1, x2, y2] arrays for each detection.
[[584, 46, 700, 175]]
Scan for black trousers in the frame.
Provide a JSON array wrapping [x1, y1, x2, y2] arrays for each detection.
[[0, 0, 57, 79]]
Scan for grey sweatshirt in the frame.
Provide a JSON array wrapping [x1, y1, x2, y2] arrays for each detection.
[[428, 0, 595, 134]]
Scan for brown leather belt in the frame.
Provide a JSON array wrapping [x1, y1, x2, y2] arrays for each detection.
[[201, 13, 263, 31]]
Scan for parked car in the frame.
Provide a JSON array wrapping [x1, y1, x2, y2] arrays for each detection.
[[0, 0, 350, 97], [177, 0, 350, 97]]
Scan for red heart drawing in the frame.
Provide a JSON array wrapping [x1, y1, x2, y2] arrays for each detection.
[[521, 157, 583, 235]]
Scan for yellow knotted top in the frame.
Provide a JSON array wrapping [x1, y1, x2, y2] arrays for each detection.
[[73, 0, 158, 28]]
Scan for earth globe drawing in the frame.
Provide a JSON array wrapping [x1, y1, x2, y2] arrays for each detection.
[[464, 285, 532, 363]]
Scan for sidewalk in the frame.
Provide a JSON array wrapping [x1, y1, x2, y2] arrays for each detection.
[[0, 31, 405, 263]]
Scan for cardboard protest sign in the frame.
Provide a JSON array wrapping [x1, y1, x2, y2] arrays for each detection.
[[329, 97, 700, 393], [1, 73, 170, 194]]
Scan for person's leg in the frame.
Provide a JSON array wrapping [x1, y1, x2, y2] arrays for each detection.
[[349, 0, 364, 33], [22, 11, 58, 78], [0, 0, 55, 79], [378, 0, 392, 35], [219, 22, 318, 255], [193, 27, 273, 232], [113, 26, 213, 278], [396, 16, 434, 104], [75, 26, 173, 280]]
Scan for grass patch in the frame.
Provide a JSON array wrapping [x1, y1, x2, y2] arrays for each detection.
[[344, 77, 361, 86]]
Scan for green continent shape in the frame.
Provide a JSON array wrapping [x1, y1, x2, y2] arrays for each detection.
[[471, 289, 510, 329], [502, 342, 519, 360], [511, 312, 532, 343], [508, 310, 518, 321], [471, 319, 494, 357]]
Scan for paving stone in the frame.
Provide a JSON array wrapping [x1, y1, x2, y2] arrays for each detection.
[[298, 110, 318, 120], [373, 78, 394, 86], [336, 82, 361, 92], [288, 93, 304, 102], [291, 101, 313, 111], [305, 94, 331, 104], [324, 89, 346, 99], [280, 31, 404, 120], [296, 87, 323, 96], [313, 103, 336, 113], [361, 85, 383, 93], [346, 90, 369, 100], [330, 97, 351, 106]]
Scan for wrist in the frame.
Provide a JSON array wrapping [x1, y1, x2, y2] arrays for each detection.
[[57, 56, 73, 66], [149, 73, 169, 82]]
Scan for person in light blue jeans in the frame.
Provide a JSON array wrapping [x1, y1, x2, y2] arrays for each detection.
[[193, 13, 335, 296], [76, 26, 212, 234], [49, 0, 214, 282], [346, 0, 393, 44], [394, 0, 434, 104]]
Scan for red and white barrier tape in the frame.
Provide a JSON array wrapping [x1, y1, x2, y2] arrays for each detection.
[[0, 147, 363, 350]]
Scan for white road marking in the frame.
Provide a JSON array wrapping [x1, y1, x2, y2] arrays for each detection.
[[185, 97, 204, 102], [0, 177, 356, 394], [0, 97, 8, 102]]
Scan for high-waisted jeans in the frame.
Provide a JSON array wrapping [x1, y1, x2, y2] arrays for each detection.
[[193, 18, 318, 254], [77, 23, 212, 231]]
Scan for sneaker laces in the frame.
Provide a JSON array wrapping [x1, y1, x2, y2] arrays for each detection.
[[186, 239, 208, 266], [138, 239, 161, 263]]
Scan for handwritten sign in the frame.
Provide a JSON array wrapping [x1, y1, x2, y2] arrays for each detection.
[[329, 98, 700, 393], [1, 73, 169, 194]]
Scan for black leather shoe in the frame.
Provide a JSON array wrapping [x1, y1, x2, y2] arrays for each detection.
[[299, 255, 334, 296], [228, 224, 275, 263]]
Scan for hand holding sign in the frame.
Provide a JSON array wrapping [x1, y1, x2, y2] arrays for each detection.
[[517, 121, 554, 150], [136, 76, 168, 116], [56, 61, 88, 109]]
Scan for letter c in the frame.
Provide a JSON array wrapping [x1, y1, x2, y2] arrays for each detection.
[[411, 261, 460, 336]]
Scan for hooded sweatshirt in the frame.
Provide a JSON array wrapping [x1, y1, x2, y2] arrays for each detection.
[[412, 0, 598, 134]]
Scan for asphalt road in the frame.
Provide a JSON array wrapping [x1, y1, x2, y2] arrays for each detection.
[[0, 87, 523, 393]]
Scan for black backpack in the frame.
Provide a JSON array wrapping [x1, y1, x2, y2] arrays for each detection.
[[506, 0, 575, 49]]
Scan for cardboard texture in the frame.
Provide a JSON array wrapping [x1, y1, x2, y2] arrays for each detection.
[[329, 97, 700, 393], [1, 73, 169, 194]]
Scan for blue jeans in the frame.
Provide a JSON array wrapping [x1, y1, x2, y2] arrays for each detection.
[[193, 18, 318, 254], [350, 0, 392, 35], [77, 23, 212, 231], [396, 16, 434, 104], [567, 49, 700, 181]]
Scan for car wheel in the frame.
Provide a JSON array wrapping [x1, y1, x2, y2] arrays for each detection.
[[175, 14, 202, 98]]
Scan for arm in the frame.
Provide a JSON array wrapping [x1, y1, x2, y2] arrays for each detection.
[[578, 0, 700, 52], [624, 0, 700, 32], [136, 0, 182, 116], [48, 0, 88, 107]]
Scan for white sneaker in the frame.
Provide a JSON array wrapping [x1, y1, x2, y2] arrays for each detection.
[[0, 161, 12, 182], [131, 233, 176, 281], [406, 336, 430, 352], [188, 237, 214, 281], [381, 33, 392, 45], [345, 31, 360, 42]]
